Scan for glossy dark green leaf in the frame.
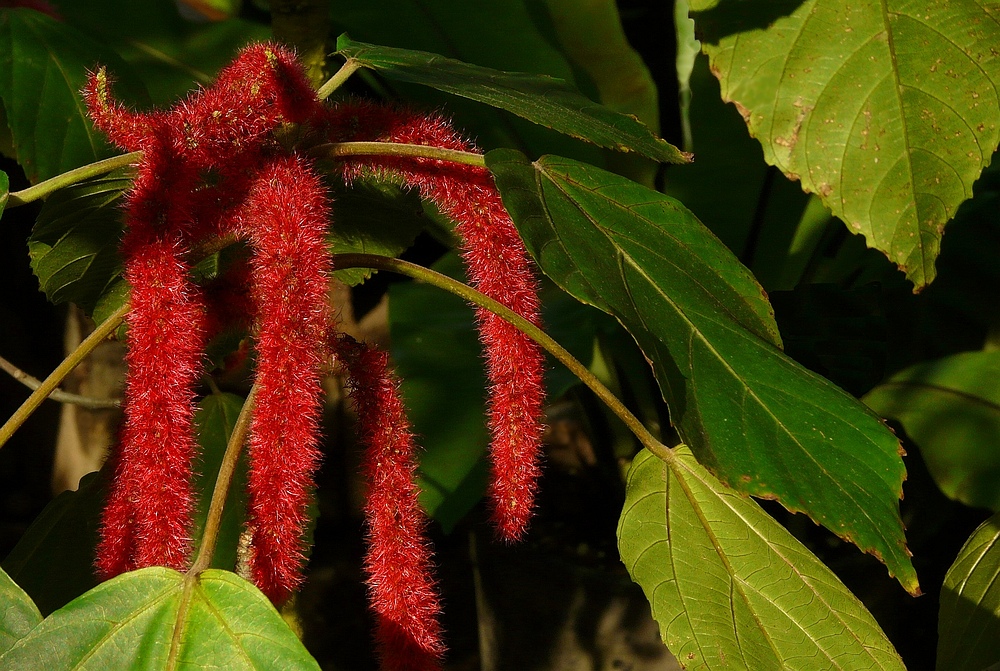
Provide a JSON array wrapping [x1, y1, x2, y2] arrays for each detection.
[[50, 0, 269, 104], [0, 567, 41, 655], [692, 1, 1000, 289], [937, 512, 1000, 671], [2, 471, 104, 616], [27, 173, 129, 314], [0, 567, 320, 670], [330, 179, 427, 286], [618, 447, 906, 671], [330, 0, 604, 162], [336, 34, 688, 165], [191, 393, 247, 571], [489, 149, 916, 592], [0, 9, 144, 182], [865, 351, 1000, 511]]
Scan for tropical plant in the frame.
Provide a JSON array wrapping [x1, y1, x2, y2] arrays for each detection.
[[0, 1, 999, 670]]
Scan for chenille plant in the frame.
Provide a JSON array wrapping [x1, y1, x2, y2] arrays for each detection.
[[2, 2, 1000, 671]]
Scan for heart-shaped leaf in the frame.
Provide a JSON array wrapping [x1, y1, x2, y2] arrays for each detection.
[[0, 9, 145, 182], [938, 512, 1000, 671], [488, 149, 916, 592], [618, 446, 906, 671], [0, 567, 320, 670], [335, 34, 689, 165], [0, 567, 41, 656], [691, 1, 1000, 288]]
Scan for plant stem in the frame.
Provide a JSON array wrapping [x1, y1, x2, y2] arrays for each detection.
[[0, 304, 130, 450], [319, 141, 487, 168], [5, 152, 141, 208], [317, 58, 362, 100], [190, 384, 258, 575], [0, 354, 120, 409], [333, 253, 671, 460]]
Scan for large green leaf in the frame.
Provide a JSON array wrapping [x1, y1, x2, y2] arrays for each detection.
[[330, 0, 605, 162], [2, 471, 104, 616], [618, 447, 906, 671], [335, 34, 688, 165], [0, 567, 320, 670], [691, 1, 1000, 289], [865, 351, 1000, 511], [49, 0, 270, 104], [938, 512, 1000, 671], [0, 9, 144, 183], [488, 149, 917, 592], [543, 0, 660, 186], [0, 567, 41, 656], [27, 173, 129, 314]]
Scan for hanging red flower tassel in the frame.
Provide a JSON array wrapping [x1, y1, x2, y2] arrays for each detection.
[[327, 101, 547, 540], [237, 153, 333, 604], [337, 334, 445, 671]]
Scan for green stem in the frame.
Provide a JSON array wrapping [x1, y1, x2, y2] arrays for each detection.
[[6, 152, 141, 208], [319, 141, 487, 168], [190, 384, 258, 575], [317, 58, 362, 100], [333, 253, 670, 460], [0, 304, 130, 450]]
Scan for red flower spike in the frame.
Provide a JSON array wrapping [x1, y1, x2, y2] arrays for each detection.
[[88, 44, 326, 582], [239, 154, 332, 604], [327, 101, 547, 541], [336, 334, 445, 671]]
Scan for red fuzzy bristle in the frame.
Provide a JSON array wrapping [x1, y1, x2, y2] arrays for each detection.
[[337, 335, 445, 671], [239, 154, 332, 604], [328, 101, 547, 541]]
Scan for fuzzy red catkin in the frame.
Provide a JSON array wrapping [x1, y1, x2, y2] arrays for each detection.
[[86, 43, 325, 579], [237, 154, 332, 604], [337, 334, 445, 671], [327, 102, 547, 540]]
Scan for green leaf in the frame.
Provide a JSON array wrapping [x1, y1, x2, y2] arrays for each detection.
[[543, 0, 660, 185], [0, 170, 8, 213], [27, 173, 129, 314], [0, 567, 320, 670], [191, 393, 247, 571], [0, 567, 41, 656], [938, 512, 1000, 671], [618, 447, 906, 671], [865, 351, 1000, 511], [489, 149, 917, 592], [330, 179, 427, 286], [0, 9, 145, 182], [692, 1, 1000, 289], [330, 0, 605, 162], [2, 471, 104, 616], [336, 34, 688, 165], [49, 0, 270, 104]]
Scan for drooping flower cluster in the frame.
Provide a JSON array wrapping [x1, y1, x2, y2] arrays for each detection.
[[86, 44, 547, 668]]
